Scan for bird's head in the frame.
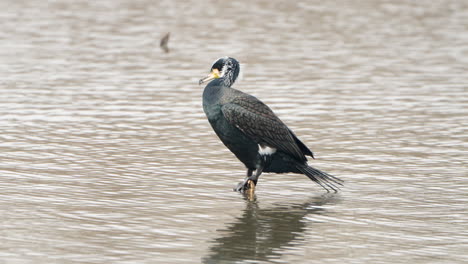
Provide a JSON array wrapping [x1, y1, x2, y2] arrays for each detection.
[[199, 57, 240, 87]]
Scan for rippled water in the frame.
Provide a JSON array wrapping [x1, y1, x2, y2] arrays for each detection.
[[1, 0, 467, 263]]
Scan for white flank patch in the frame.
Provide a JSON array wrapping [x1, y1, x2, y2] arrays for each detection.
[[258, 145, 276, 155]]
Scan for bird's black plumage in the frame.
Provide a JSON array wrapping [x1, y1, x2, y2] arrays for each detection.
[[200, 57, 342, 192]]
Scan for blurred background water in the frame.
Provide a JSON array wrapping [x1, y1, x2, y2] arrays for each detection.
[[1, 0, 467, 263]]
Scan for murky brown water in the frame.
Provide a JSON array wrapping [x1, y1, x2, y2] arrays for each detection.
[[1, 0, 467, 263]]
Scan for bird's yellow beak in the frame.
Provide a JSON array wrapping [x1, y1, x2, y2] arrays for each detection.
[[199, 68, 220, 85]]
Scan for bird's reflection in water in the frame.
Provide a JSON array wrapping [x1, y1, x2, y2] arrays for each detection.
[[202, 193, 340, 263]]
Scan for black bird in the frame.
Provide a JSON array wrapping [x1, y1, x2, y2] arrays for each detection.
[[160, 32, 170, 53], [199, 57, 342, 192]]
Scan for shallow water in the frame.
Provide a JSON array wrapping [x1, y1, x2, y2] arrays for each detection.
[[1, 0, 467, 263]]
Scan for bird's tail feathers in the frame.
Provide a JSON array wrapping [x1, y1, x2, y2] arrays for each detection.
[[296, 163, 343, 192]]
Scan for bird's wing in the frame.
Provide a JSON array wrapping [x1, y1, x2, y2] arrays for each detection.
[[221, 95, 307, 161]]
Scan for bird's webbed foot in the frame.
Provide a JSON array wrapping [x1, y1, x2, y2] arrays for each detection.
[[234, 178, 256, 193]]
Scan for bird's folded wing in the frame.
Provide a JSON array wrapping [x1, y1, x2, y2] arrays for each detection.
[[221, 96, 306, 161]]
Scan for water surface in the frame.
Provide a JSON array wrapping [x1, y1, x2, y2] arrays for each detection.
[[1, 0, 467, 263]]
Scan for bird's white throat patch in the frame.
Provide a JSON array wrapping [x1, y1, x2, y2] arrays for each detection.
[[220, 64, 228, 78], [258, 145, 276, 155]]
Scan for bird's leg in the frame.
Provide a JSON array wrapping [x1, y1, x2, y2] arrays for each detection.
[[245, 155, 271, 187], [234, 167, 263, 193], [249, 166, 263, 185]]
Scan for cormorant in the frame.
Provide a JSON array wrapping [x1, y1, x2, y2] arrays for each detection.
[[199, 57, 342, 192]]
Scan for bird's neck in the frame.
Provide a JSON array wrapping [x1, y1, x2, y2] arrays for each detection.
[[203, 82, 224, 106], [219, 76, 235, 87]]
